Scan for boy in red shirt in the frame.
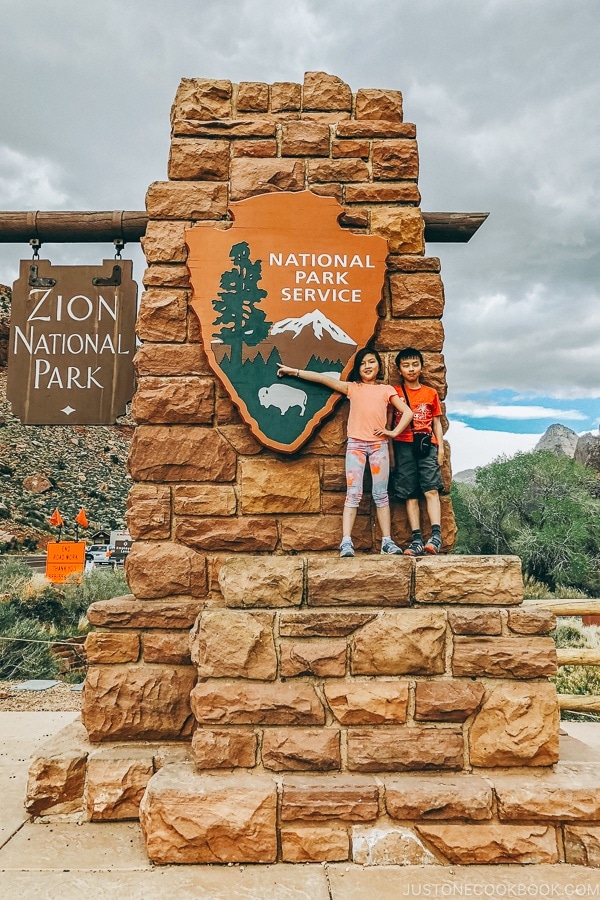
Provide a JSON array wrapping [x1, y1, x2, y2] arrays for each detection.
[[385, 348, 445, 555]]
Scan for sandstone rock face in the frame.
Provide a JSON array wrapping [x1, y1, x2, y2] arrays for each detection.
[[132, 376, 214, 424], [386, 775, 493, 821], [469, 682, 559, 767], [262, 728, 341, 771], [355, 88, 403, 121], [452, 636, 557, 678], [507, 607, 556, 634], [22, 473, 52, 493], [534, 423, 578, 456], [139, 766, 277, 864], [370, 207, 424, 253], [415, 823, 559, 865], [125, 541, 207, 598], [281, 776, 379, 821], [448, 609, 502, 635], [86, 749, 154, 821], [241, 458, 320, 513], [190, 682, 325, 726], [87, 596, 205, 629], [85, 632, 140, 664], [126, 483, 171, 540], [26, 721, 89, 816], [142, 632, 191, 665], [129, 426, 237, 482], [168, 138, 230, 180], [308, 557, 412, 607], [574, 432, 600, 472], [279, 639, 346, 677], [172, 484, 236, 516], [146, 181, 227, 220], [564, 825, 600, 867], [217, 556, 303, 608], [191, 729, 257, 769], [280, 824, 349, 862], [324, 681, 409, 725], [494, 765, 600, 821], [82, 666, 196, 741], [414, 681, 485, 722], [352, 825, 438, 866], [279, 611, 377, 637], [347, 727, 463, 772], [190, 609, 277, 680], [303, 71, 352, 111], [171, 78, 233, 122], [176, 516, 279, 552], [351, 610, 446, 675], [415, 555, 523, 605]]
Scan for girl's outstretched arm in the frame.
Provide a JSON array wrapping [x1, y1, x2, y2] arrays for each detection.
[[375, 394, 412, 437], [277, 365, 349, 396]]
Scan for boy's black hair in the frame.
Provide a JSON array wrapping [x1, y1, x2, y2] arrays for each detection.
[[395, 347, 424, 367], [348, 346, 384, 382]]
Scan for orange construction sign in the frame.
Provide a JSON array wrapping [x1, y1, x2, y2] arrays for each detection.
[[45, 541, 86, 584]]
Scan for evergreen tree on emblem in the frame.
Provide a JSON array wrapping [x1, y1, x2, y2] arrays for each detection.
[[212, 241, 271, 371]]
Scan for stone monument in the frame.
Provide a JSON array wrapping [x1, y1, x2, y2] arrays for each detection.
[[26, 73, 600, 869]]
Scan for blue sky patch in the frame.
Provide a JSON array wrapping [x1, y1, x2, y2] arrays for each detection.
[[446, 390, 599, 435]]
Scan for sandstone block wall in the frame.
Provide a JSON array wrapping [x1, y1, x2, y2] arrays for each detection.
[[130, 71, 455, 554], [30, 553, 600, 867], [80, 554, 559, 764]]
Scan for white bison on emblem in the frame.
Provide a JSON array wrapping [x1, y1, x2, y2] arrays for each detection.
[[258, 383, 307, 416]]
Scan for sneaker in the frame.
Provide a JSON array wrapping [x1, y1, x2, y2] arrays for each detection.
[[381, 538, 403, 555], [404, 538, 425, 557], [339, 538, 355, 558], [424, 534, 442, 554]]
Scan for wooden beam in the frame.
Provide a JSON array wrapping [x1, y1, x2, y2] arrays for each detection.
[[422, 212, 489, 242], [557, 648, 600, 667], [0, 211, 148, 243], [524, 598, 600, 616], [0, 210, 489, 243], [558, 694, 600, 713]]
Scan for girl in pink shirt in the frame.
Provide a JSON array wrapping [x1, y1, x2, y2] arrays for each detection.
[[278, 348, 412, 557]]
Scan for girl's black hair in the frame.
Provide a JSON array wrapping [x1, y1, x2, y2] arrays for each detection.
[[348, 346, 384, 382]]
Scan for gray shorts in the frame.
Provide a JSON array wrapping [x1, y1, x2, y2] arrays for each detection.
[[390, 441, 444, 500]]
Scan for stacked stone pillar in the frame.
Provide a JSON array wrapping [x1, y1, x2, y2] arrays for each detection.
[[25, 73, 600, 869]]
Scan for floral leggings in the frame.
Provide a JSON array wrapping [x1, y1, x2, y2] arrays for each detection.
[[344, 438, 390, 508]]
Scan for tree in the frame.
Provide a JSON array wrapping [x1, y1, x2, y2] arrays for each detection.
[[452, 451, 600, 592], [212, 241, 271, 370]]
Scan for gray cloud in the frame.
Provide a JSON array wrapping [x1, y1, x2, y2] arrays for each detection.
[[1, 0, 599, 404]]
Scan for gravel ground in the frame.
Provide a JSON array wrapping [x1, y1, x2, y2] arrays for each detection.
[[0, 680, 83, 711]]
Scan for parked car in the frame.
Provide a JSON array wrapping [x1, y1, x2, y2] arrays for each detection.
[[85, 544, 114, 565]]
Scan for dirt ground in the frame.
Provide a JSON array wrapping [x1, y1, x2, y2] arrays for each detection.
[[0, 680, 82, 712]]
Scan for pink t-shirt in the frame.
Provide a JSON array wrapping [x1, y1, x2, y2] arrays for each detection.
[[346, 382, 397, 441]]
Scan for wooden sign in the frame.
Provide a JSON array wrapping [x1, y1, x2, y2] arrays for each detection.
[[6, 258, 137, 424], [45, 541, 86, 584], [186, 191, 387, 452]]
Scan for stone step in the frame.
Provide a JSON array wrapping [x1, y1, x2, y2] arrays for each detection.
[[138, 765, 600, 866]]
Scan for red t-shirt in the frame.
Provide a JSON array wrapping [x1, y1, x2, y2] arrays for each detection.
[[392, 383, 442, 444]]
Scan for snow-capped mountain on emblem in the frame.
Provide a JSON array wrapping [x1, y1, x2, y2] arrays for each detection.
[[269, 310, 357, 370], [186, 191, 388, 453]]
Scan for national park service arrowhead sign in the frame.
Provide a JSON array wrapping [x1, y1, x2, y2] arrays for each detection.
[[186, 191, 388, 453]]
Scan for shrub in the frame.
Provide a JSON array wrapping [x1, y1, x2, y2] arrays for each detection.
[[0, 619, 59, 680]]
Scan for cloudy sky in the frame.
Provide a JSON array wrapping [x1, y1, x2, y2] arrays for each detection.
[[1, 0, 599, 471]]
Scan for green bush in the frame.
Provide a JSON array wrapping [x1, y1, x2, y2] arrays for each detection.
[[452, 451, 600, 594], [0, 565, 129, 681], [0, 619, 59, 680]]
